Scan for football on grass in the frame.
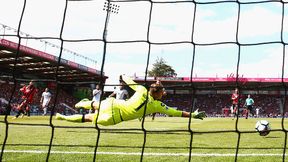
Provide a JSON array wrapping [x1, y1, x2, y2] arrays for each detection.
[[255, 120, 271, 136]]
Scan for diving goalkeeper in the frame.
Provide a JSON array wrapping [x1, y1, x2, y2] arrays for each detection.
[[55, 75, 206, 126]]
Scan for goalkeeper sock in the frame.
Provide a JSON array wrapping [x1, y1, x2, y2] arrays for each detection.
[[75, 99, 94, 110], [191, 112, 197, 118], [62, 114, 85, 123]]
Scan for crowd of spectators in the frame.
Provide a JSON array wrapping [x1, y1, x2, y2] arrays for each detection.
[[0, 81, 78, 115], [163, 93, 286, 118], [1, 80, 287, 118]]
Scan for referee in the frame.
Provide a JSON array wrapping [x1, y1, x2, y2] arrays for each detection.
[[244, 94, 254, 119]]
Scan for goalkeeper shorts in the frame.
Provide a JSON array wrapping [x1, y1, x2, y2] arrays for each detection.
[[93, 98, 123, 126]]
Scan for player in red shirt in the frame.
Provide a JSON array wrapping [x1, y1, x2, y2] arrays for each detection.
[[231, 88, 239, 119], [13, 80, 37, 119]]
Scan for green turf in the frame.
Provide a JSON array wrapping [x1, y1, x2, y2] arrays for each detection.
[[1, 116, 288, 162]]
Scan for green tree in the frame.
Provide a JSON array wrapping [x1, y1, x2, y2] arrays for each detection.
[[148, 57, 177, 77]]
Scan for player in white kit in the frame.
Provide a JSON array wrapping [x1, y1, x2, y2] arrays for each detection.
[[40, 88, 52, 115], [91, 84, 102, 114], [109, 81, 129, 100]]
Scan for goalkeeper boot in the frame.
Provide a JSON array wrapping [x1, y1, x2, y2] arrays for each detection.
[[192, 109, 207, 120], [55, 113, 84, 123], [55, 113, 65, 120], [75, 98, 93, 110]]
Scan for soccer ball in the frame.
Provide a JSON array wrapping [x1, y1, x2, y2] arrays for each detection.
[[255, 120, 271, 136]]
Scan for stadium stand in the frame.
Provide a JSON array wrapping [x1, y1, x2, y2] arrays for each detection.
[[162, 94, 284, 118], [0, 38, 107, 82], [0, 38, 108, 115], [0, 39, 286, 118], [134, 76, 288, 118], [0, 80, 81, 115]]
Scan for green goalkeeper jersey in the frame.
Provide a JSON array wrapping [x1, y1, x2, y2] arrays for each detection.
[[113, 75, 183, 122]]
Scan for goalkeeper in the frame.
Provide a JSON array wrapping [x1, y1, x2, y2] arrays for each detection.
[[55, 75, 206, 126]]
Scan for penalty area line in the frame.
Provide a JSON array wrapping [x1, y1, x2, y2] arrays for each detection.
[[2, 150, 287, 157]]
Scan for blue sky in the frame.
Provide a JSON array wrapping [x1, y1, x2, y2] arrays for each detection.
[[0, 0, 288, 89]]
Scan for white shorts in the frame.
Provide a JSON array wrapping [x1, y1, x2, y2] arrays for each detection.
[[42, 101, 49, 108]]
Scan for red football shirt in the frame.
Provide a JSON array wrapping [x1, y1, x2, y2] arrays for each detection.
[[20, 85, 37, 103], [231, 93, 239, 104]]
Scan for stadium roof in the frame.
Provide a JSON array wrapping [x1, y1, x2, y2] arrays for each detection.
[[0, 39, 108, 82], [134, 76, 288, 90]]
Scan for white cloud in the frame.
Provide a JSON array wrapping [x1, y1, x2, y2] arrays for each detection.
[[149, 3, 194, 42], [239, 46, 284, 78], [194, 16, 237, 43], [0, 1, 286, 82], [238, 5, 282, 41], [0, 0, 24, 28]]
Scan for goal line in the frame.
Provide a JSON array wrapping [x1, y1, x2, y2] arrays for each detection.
[[2, 150, 286, 157]]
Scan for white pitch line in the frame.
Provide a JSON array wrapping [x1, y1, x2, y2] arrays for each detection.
[[2, 150, 287, 157]]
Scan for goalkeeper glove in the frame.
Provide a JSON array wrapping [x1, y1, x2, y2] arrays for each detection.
[[119, 75, 125, 84], [191, 109, 206, 120]]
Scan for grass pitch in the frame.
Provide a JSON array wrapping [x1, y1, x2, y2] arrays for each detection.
[[1, 116, 288, 162]]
